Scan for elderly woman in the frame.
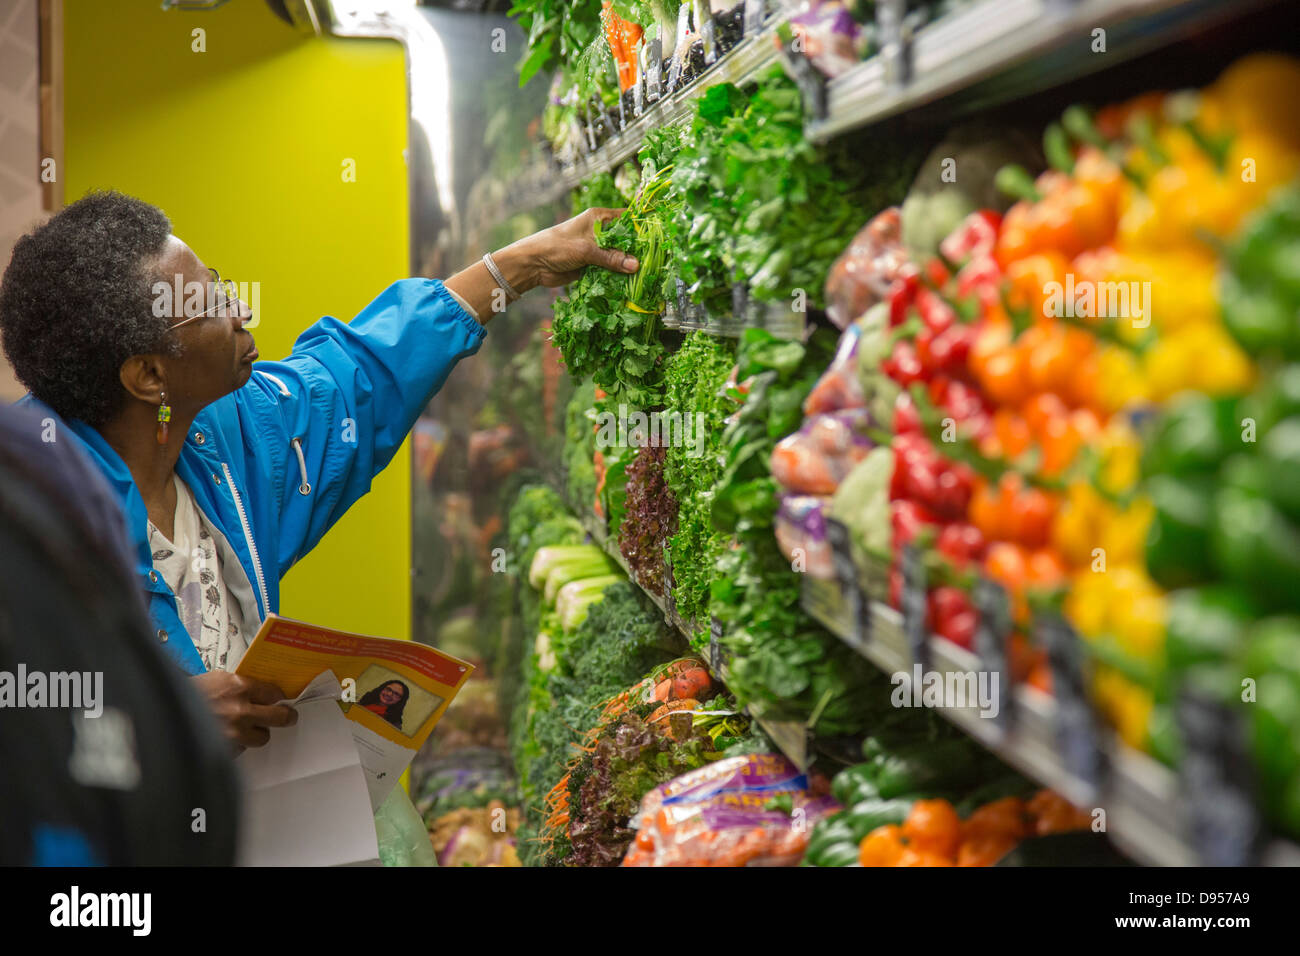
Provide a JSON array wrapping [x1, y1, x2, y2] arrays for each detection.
[[0, 191, 635, 747]]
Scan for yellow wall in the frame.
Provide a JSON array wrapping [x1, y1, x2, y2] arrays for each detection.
[[64, 0, 413, 640]]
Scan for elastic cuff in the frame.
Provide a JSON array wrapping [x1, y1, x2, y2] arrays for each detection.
[[430, 279, 487, 342], [444, 285, 482, 322]]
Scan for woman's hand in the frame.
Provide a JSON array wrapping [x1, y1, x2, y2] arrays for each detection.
[[502, 207, 640, 289], [445, 208, 640, 322], [192, 671, 298, 751]]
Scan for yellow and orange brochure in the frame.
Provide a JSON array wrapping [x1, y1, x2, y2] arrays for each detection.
[[236, 614, 473, 803]]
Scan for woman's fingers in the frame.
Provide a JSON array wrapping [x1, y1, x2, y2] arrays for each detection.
[[243, 677, 290, 706], [244, 702, 298, 730], [594, 245, 639, 274]]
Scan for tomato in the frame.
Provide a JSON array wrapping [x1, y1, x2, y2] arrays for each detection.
[[1009, 485, 1057, 549], [902, 799, 962, 860], [961, 797, 1029, 840], [896, 848, 956, 867], [859, 825, 905, 867], [957, 833, 1019, 867], [1025, 548, 1067, 588], [985, 542, 1029, 621]]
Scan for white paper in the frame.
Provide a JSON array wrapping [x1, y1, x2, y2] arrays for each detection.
[[235, 671, 379, 866]]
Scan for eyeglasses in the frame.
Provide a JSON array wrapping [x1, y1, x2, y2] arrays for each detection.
[[165, 268, 249, 334]]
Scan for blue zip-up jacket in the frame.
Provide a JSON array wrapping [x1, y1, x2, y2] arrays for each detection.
[[20, 278, 486, 674]]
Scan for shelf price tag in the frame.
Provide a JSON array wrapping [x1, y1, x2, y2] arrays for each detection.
[[700, 1, 718, 66], [972, 576, 1013, 733], [743, 0, 765, 37], [1038, 612, 1107, 800], [877, 0, 911, 90], [633, 44, 646, 117], [776, 30, 828, 120], [900, 543, 930, 673], [666, 3, 692, 93], [825, 517, 869, 652], [708, 615, 730, 677], [646, 38, 664, 102], [583, 101, 598, 153], [731, 281, 749, 322], [1175, 686, 1262, 866]]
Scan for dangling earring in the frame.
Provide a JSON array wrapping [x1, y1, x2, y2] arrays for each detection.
[[156, 391, 171, 446]]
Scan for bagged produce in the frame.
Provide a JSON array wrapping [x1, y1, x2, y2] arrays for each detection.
[[375, 785, 439, 867], [782, 1, 875, 78], [824, 207, 909, 329], [624, 754, 839, 866], [770, 408, 875, 495], [804, 320, 868, 415], [774, 494, 834, 579]]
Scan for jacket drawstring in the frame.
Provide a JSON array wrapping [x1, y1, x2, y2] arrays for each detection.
[[290, 438, 311, 495]]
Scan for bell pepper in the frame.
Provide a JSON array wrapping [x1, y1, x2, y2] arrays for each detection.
[[1144, 473, 1217, 589], [1219, 270, 1298, 359], [1140, 392, 1240, 477], [1163, 586, 1258, 674], [940, 210, 1002, 265], [1141, 321, 1255, 400], [1241, 615, 1300, 835], [868, 740, 982, 799], [846, 797, 917, 841], [1240, 363, 1300, 435], [1211, 476, 1300, 612], [928, 585, 977, 649], [1091, 667, 1154, 750], [1260, 416, 1300, 521], [1205, 53, 1300, 141]]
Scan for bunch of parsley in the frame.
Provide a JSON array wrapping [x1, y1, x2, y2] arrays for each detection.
[[661, 332, 737, 637], [552, 150, 682, 407]]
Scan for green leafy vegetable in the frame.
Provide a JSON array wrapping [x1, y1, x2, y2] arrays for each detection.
[[662, 333, 738, 634]]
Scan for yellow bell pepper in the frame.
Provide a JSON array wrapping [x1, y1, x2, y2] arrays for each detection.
[[1204, 53, 1300, 151], [1094, 344, 1149, 413], [1142, 321, 1255, 401], [1092, 668, 1154, 751], [1095, 421, 1143, 496]]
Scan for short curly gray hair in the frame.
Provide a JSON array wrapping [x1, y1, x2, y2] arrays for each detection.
[[0, 191, 177, 428]]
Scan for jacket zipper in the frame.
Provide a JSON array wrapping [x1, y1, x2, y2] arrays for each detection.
[[222, 461, 270, 619]]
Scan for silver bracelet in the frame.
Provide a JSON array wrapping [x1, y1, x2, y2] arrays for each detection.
[[482, 252, 521, 302]]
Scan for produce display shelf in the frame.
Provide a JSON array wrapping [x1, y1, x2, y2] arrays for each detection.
[[806, 0, 1281, 144], [562, 23, 782, 188], [800, 574, 1300, 867], [578, 510, 814, 770]]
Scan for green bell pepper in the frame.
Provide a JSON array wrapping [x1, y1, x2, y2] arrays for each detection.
[[1248, 673, 1300, 822], [869, 739, 982, 799], [831, 763, 881, 807], [1145, 473, 1217, 589], [1260, 416, 1300, 522], [1239, 363, 1300, 436], [1141, 393, 1240, 478], [1220, 271, 1297, 358], [1212, 483, 1300, 611], [845, 797, 916, 841], [806, 839, 862, 867], [1164, 586, 1258, 674], [1243, 616, 1300, 689]]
